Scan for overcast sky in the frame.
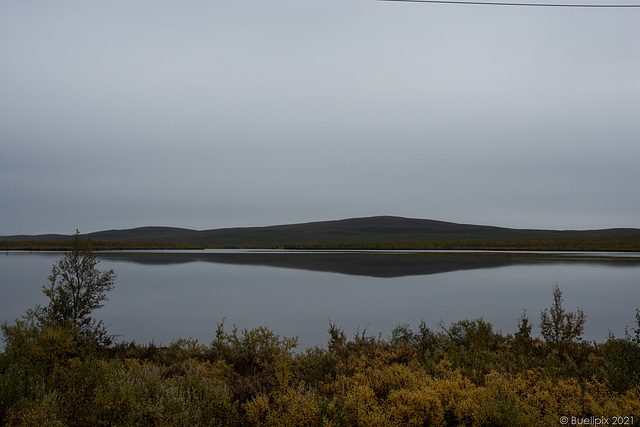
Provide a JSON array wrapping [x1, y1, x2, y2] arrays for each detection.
[[1, 0, 639, 235]]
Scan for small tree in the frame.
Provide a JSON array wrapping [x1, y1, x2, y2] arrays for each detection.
[[514, 309, 534, 351], [627, 308, 640, 346], [37, 231, 116, 346], [539, 283, 585, 348]]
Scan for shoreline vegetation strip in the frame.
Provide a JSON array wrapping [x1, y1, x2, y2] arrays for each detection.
[[3, 314, 640, 425], [2, 234, 640, 251]]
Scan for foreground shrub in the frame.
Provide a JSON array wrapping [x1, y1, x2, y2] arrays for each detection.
[[244, 384, 321, 426], [207, 321, 298, 403]]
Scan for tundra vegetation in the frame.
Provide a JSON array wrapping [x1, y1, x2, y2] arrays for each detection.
[[1, 237, 639, 426], [2, 234, 640, 251]]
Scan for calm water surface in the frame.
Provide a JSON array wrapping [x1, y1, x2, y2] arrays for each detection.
[[2, 250, 639, 349]]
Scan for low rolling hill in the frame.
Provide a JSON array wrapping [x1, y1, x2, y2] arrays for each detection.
[[2, 216, 639, 247]]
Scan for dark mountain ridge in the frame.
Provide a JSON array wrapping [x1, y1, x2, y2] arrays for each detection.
[[2, 216, 639, 246]]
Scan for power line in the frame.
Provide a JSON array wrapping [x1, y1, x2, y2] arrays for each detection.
[[379, 0, 640, 7]]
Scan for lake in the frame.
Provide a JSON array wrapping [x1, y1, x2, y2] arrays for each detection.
[[2, 250, 639, 349]]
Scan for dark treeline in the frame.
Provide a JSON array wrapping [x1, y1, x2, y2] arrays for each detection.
[[282, 235, 640, 252], [3, 234, 640, 251], [0, 240, 206, 251]]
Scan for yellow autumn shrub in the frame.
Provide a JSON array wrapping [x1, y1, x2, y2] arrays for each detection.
[[244, 384, 320, 427], [385, 386, 445, 427]]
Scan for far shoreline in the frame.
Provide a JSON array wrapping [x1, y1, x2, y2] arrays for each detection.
[[2, 234, 639, 252]]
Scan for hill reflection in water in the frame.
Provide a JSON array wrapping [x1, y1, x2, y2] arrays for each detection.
[[95, 250, 640, 279]]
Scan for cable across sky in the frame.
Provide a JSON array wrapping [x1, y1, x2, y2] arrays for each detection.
[[379, 0, 640, 7]]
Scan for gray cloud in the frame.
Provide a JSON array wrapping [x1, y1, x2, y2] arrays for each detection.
[[1, 0, 639, 234]]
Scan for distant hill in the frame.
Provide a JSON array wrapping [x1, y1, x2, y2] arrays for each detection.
[[1, 216, 639, 246]]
